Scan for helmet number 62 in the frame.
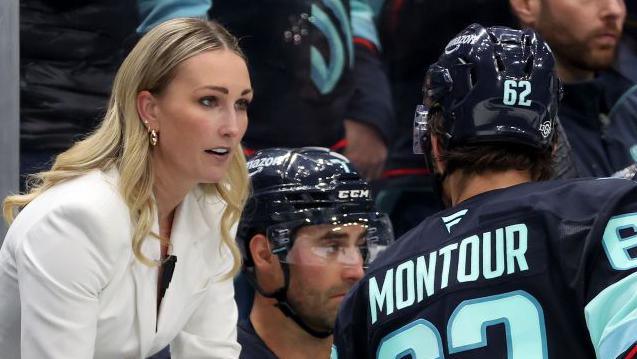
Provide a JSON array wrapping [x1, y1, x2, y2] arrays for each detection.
[[503, 80, 532, 107]]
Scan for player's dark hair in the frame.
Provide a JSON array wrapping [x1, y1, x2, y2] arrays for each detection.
[[428, 110, 556, 181]]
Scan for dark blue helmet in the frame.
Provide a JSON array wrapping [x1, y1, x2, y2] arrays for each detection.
[[420, 24, 561, 150], [237, 147, 393, 269], [237, 147, 394, 338]]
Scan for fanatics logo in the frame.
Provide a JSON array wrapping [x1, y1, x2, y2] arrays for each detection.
[[441, 209, 468, 233]]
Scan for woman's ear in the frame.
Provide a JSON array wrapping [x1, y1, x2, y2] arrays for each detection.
[[137, 90, 159, 131]]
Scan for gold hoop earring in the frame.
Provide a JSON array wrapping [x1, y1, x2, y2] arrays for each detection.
[[150, 129, 159, 147]]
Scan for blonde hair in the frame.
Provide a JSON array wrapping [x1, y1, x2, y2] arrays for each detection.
[[3, 18, 249, 278]]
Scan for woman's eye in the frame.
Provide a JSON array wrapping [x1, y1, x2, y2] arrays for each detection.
[[199, 96, 217, 107], [235, 99, 250, 111]]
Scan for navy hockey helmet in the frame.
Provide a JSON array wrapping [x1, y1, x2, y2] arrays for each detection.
[[238, 147, 393, 270], [237, 147, 394, 338], [414, 24, 561, 153]]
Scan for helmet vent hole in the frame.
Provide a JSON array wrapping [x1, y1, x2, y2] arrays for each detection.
[[524, 56, 535, 77], [337, 173, 360, 181], [469, 67, 477, 88], [522, 34, 532, 51], [282, 192, 333, 210], [285, 192, 331, 203], [487, 32, 499, 44], [494, 54, 506, 73]]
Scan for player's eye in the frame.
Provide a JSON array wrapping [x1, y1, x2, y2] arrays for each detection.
[[322, 243, 340, 256]]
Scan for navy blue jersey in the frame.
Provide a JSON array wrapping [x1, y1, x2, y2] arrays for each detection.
[[333, 178, 637, 358], [237, 319, 277, 359]]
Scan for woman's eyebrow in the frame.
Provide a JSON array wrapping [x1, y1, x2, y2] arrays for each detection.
[[197, 86, 253, 96], [199, 85, 228, 94]]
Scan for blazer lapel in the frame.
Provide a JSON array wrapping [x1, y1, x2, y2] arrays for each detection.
[[153, 187, 222, 343], [132, 217, 161, 357]]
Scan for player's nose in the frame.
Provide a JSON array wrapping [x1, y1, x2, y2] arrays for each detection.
[[341, 262, 365, 282]]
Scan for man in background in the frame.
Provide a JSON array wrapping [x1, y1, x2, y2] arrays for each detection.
[[510, 0, 637, 176]]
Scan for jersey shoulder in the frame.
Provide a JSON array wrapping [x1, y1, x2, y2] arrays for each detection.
[[237, 320, 277, 359], [367, 178, 637, 278], [508, 178, 637, 219]]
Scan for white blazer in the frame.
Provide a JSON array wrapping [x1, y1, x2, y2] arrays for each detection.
[[0, 169, 241, 358]]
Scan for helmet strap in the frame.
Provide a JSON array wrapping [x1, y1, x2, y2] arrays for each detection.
[[264, 263, 333, 339], [425, 130, 451, 208], [432, 171, 450, 208], [251, 262, 332, 339]]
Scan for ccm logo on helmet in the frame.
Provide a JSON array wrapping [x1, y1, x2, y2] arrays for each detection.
[[338, 189, 370, 199]]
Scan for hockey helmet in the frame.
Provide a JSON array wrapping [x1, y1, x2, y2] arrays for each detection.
[[414, 24, 561, 154]]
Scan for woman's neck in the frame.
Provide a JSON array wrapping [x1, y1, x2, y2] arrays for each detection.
[[152, 158, 194, 236], [154, 183, 181, 243]]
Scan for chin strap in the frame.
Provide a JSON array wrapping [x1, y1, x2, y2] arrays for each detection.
[[250, 263, 332, 338], [270, 288, 332, 338], [431, 170, 450, 208]]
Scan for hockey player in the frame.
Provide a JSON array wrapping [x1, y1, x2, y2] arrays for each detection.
[[332, 24, 637, 358], [237, 147, 394, 358]]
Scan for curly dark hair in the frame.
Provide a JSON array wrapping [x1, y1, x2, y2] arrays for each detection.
[[427, 110, 556, 181]]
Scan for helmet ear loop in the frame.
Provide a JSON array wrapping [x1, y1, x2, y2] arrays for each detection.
[[259, 229, 334, 338], [247, 241, 291, 299], [424, 109, 451, 208], [422, 133, 436, 174], [422, 108, 449, 179], [252, 242, 293, 316]]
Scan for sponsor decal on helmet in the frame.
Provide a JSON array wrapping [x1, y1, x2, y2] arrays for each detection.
[[247, 155, 289, 176], [444, 34, 480, 54], [247, 155, 288, 170], [539, 121, 552, 138], [337, 189, 370, 199]]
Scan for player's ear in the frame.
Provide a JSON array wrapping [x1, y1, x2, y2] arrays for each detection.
[[250, 234, 274, 266], [250, 234, 285, 292]]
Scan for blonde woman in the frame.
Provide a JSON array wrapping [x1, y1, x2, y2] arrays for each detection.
[[0, 18, 251, 358]]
